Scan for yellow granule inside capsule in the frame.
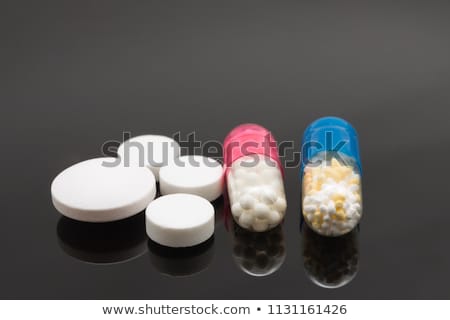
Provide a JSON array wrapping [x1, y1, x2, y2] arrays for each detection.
[[335, 209, 346, 220], [331, 158, 341, 167], [332, 194, 345, 202], [324, 167, 340, 181], [303, 156, 362, 236], [349, 176, 360, 185], [312, 182, 323, 191]]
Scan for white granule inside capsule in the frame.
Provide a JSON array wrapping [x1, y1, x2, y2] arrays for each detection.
[[228, 155, 286, 232], [303, 157, 362, 236]]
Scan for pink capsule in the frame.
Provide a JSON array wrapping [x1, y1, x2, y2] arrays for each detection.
[[223, 124, 287, 232]]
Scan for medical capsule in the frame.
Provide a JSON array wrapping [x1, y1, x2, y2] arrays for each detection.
[[224, 124, 287, 232], [301, 117, 362, 237]]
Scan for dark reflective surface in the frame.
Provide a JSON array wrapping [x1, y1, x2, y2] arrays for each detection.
[[231, 224, 286, 277], [2, 0, 450, 299], [57, 214, 147, 264], [302, 224, 359, 289], [148, 237, 215, 277]]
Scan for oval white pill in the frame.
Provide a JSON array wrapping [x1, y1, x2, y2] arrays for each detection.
[[159, 155, 223, 202], [51, 157, 157, 222], [117, 135, 180, 181], [145, 194, 214, 248]]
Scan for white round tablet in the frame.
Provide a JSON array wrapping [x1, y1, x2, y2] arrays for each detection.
[[117, 135, 181, 181], [146, 194, 214, 248], [51, 157, 157, 222], [159, 155, 223, 201]]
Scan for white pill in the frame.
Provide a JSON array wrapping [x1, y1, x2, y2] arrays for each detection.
[[239, 194, 255, 210], [253, 203, 271, 219], [51, 157, 156, 222], [306, 213, 314, 221], [117, 135, 180, 181], [145, 194, 214, 248], [159, 155, 223, 202]]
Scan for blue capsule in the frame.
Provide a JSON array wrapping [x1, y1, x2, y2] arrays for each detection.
[[301, 117, 362, 237]]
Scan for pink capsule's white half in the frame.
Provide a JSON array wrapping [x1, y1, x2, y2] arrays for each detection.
[[227, 154, 286, 232]]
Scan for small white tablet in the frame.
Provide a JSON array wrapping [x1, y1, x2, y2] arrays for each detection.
[[117, 135, 180, 181], [159, 155, 223, 201], [51, 157, 157, 222], [145, 194, 214, 248]]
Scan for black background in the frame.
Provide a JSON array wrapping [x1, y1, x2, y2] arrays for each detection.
[[2, 1, 450, 299]]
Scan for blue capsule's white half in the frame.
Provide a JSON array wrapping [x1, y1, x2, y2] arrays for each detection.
[[301, 117, 362, 237]]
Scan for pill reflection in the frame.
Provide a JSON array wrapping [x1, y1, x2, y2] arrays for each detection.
[[57, 213, 147, 264], [302, 224, 359, 288], [231, 223, 286, 277], [147, 237, 214, 277], [213, 196, 225, 226]]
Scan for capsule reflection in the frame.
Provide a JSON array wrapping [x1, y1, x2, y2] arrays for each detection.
[[302, 224, 359, 288], [232, 223, 286, 277]]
